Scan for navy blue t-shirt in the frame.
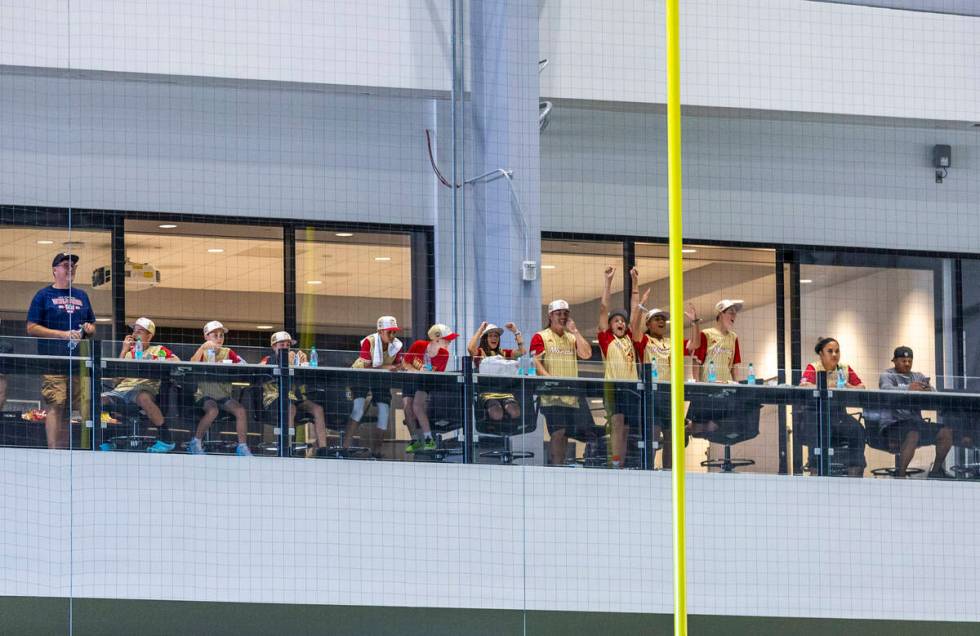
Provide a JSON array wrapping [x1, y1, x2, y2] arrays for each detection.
[[27, 285, 96, 356]]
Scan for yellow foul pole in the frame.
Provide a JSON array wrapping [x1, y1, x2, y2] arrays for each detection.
[[665, 1, 687, 634]]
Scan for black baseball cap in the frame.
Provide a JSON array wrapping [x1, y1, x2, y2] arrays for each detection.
[[52, 252, 79, 267], [892, 346, 913, 360]]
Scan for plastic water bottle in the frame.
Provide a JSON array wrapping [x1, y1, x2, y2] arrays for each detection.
[[651, 365, 659, 381], [133, 337, 143, 360], [309, 346, 318, 368], [206, 347, 216, 363], [526, 355, 536, 376], [517, 355, 526, 376], [423, 352, 433, 372], [707, 360, 717, 383], [746, 362, 755, 385], [836, 367, 846, 389]]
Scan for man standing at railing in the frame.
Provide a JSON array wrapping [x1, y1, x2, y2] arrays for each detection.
[[25, 252, 97, 449], [529, 299, 593, 465]]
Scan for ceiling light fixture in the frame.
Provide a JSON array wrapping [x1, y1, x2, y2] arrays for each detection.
[[681, 248, 697, 254], [374, 257, 391, 262], [307, 280, 323, 285], [800, 279, 813, 284], [255, 325, 274, 330], [36, 240, 54, 245], [541, 265, 557, 270], [158, 224, 177, 229], [207, 248, 224, 254], [95, 317, 112, 322], [335, 232, 354, 237]]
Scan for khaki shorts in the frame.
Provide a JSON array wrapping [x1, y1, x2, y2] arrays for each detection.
[[41, 374, 90, 410]]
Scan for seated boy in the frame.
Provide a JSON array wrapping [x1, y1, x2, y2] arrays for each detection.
[[187, 320, 251, 456]]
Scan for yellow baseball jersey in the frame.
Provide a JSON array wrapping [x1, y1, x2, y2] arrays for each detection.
[[598, 329, 638, 380], [112, 345, 176, 396], [531, 328, 580, 408], [695, 327, 739, 383], [195, 346, 237, 401]]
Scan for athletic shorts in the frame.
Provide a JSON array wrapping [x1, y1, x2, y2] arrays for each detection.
[[882, 417, 938, 446], [541, 405, 580, 436], [351, 383, 391, 405], [603, 383, 640, 425], [102, 386, 150, 406], [194, 396, 236, 410]]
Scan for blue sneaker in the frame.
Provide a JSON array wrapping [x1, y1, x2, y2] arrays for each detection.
[[98, 442, 114, 452], [187, 438, 205, 455], [147, 440, 176, 453], [235, 443, 252, 457]]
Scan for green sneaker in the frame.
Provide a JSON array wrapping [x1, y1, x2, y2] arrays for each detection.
[[423, 439, 437, 451], [405, 440, 423, 453]]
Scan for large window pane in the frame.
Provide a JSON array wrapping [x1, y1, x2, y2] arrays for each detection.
[[295, 229, 413, 350], [124, 220, 283, 347], [541, 239, 624, 344]]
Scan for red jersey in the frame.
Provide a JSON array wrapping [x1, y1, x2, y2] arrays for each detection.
[[404, 340, 450, 372], [802, 363, 862, 386]]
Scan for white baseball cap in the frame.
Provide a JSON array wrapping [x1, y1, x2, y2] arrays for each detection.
[[644, 308, 669, 322], [548, 299, 570, 313], [376, 316, 400, 332], [270, 331, 295, 346], [715, 299, 743, 314], [483, 323, 504, 336], [132, 317, 156, 336], [427, 323, 459, 341], [203, 320, 228, 336]]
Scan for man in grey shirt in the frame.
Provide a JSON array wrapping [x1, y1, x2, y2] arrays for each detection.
[[878, 346, 951, 478]]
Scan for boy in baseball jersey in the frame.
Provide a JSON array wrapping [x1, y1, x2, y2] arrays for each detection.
[[188, 320, 251, 456]]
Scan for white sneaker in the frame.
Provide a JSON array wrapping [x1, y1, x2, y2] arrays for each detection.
[[187, 438, 205, 455], [235, 443, 252, 457]]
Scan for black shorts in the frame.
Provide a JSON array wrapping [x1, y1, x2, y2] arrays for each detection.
[[882, 417, 938, 446], [603, 383, 640, 425], [350, 383, 391, 405], [195, 396, 235, 410]]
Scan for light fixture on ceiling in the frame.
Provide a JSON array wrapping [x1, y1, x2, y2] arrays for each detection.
[[307, 280, 323, 285], [374, 257, 391, 262], [540, 265, 557, 270], [207, 248, 224, 254], [800, 279, 813, 284], [255, 325, 274, 330], [335, 232, 354, 237], [158, 224, 178, 229], [95, 317, 112, 322], [36, 240, 54, 245], [681, 248, 697, 254]]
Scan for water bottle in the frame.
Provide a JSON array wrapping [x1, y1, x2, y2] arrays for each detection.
[[836, 367, 846, 389], [206, 347, 216, 363], [746, 362, 755, 385], [423, 352, 433, 372], [157, 348, 167, 360], [133, 337, 143, 360], [526, 355, 537, 376], [651, 365, 659, 381], [309, 346, 318, 368], [517, 355, 526, 376], [707, 360, 717, 383]]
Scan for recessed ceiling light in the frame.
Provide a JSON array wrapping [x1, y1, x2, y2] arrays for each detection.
[[36, 240, 54, 245], [207, 248, 224, 254], [158, 224, 177, 229], [374, 257, 391, 262], [541, 265, 557, 270], [800, 279, 813, 284], [681, 248, 697, 254], [335, 232, 354, 237], [95, 317, 112, 322], [255, 325, 274, 330], [306, 280, 323, 285]]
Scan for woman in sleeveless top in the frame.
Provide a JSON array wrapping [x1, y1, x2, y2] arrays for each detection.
[[467, 321, 525, 424]]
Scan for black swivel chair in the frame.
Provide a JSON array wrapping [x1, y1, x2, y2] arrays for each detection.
[[688, 389, 762, 473], [862, 410, 928, 477], [475, 380, 536, 464]]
